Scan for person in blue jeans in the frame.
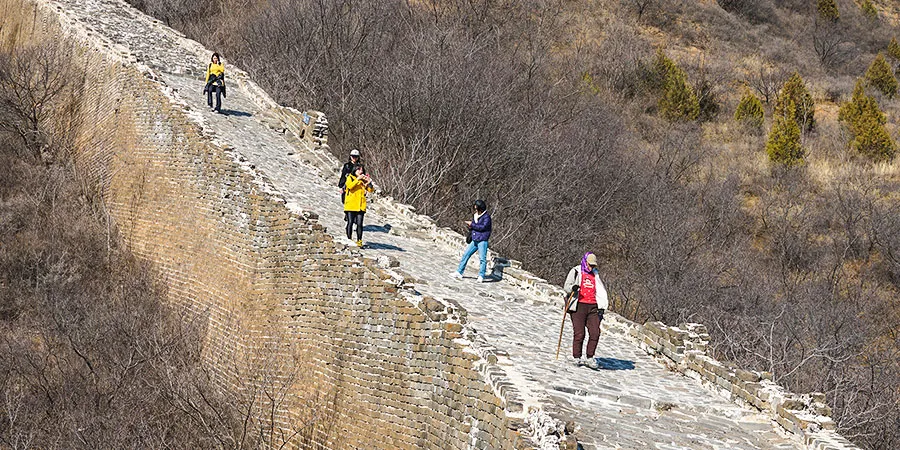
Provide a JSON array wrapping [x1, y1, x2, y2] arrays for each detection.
[[452, 200, 492, 282]]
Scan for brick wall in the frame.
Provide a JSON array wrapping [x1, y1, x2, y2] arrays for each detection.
[[0, 1, 536, 448]]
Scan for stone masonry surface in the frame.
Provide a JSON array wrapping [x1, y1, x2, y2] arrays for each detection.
[[0, 0, 861, 449], [1, 2, 523, 449]]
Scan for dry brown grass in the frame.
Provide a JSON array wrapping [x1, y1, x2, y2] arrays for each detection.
[[0, 43, 328, 449], [119, 0, 900, 447]]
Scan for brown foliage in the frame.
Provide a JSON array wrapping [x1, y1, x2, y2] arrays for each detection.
[[124, 1, 900, 448], [0, 45, 324, 449], [0, 45, 67, 150]]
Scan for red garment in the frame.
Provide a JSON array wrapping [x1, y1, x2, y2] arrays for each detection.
[[579, 272, 597, 304]]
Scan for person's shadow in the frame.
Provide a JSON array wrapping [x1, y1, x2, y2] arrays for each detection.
[[217, 109, 252, 117], [363, 224, 392, 233], [364, 242, 404, 251], [488, 257, 512, 280], [594, 357, 635, 370]]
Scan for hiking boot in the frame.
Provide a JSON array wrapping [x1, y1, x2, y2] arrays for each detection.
[[450, 271, 463, 279], [476, 276, 485, 283], [586, 358, 600, 370], [572, 357, 585, 367], [356, 240, 363, 248]]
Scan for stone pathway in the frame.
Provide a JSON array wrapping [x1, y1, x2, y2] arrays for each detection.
[[50, 0, 809, 448]]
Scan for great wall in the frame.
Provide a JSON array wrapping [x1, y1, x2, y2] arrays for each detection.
[[0, 0, 865, 448]]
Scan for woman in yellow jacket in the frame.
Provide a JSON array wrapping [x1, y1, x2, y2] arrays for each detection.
[[204, 52, 225, 112], [344, 165, 374, 247]]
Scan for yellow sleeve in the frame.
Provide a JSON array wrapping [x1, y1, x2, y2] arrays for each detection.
[[205, 63, 210, 83], [345, 175, 360, 190]]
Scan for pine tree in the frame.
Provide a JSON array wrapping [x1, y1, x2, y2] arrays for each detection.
[[887, 37, 900, 61], [734, 90, 765, 130], [774, 73, 815, 132], [653, 50, 700, 122], [864, 53, 898, 98], [853, 118, 895, 161], [817, 0, 839, 21], [652, 49, 678, 91], [839, 80, 896, 161], [839, 80, 885, 135], [766, 102, 804, 166], [861, 0, 878, 19]]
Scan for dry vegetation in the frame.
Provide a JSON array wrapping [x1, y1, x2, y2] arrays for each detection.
[[0, 44, 327, 449], [120, 0, 898, 447]]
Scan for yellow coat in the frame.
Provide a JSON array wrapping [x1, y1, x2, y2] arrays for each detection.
[[344, 175, 374, 212], [205, 62, 224, 83]]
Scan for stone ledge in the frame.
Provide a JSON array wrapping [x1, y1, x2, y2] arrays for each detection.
[[625, 319, 859, 450]]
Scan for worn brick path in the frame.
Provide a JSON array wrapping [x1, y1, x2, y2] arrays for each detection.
[[47, 0, 817, 448]]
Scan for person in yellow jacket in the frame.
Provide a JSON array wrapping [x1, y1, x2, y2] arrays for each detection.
[[344, 165, 374, 247], [204, 52, 226, 112]]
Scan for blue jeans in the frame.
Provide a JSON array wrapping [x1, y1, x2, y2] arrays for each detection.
[[457, 240, 488, 278]]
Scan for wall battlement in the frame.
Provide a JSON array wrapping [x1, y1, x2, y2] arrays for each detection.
[[0, 0, 860, 448]]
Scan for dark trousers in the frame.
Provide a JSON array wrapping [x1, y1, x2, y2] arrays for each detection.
[[571, 302, 604, 358], [346, 211, 364, 240], [206, 83, 221, 110]]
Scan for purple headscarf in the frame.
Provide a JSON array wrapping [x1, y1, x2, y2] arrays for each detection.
[[580, 252, 595, 274]]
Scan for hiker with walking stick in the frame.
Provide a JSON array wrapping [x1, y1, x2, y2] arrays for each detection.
[[562, 252, 608, 369]]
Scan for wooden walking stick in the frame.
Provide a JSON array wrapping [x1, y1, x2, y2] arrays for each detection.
[[555, 290, 577, 360]]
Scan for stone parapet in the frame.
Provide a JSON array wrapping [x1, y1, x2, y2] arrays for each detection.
[[624, 320, 859, 450]]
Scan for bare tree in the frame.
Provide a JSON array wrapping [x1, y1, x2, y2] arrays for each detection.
[[813, 19, 851, 68], [621, 0, 657, 22], [0, 44, 67, 151], [591, 19, 654, 98], [742, 61, 790, 104]]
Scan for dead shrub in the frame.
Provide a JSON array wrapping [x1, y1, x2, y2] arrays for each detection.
[[122, 0, 900, 447], [0, 44, 324, 449]]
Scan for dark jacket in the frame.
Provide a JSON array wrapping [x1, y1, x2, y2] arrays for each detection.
[[204, 74, 226, 98], [469, 212, 492, 242], [338, 160, 364, 188]]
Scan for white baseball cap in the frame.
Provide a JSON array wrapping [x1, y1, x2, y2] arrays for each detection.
[[350, 149, 361, 156]]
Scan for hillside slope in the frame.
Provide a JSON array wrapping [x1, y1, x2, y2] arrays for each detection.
[[125, 0, 900, 447]]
